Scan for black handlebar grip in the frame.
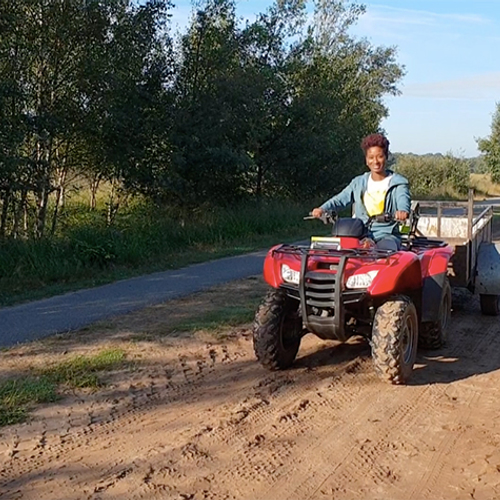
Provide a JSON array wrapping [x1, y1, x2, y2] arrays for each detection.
[[373, 213, 393, 223]]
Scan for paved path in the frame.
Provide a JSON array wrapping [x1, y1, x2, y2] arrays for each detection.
[[2, 198, 498, 349], [0, 250, 268, 348]]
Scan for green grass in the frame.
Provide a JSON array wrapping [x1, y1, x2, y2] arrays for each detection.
[[40, 348, 126, 388], [0, 199, 318, 306], [173, 305, 257, 333], [0, 349, 126, 426], [470, 173, 500, 198], [0, 377, 58, 426]]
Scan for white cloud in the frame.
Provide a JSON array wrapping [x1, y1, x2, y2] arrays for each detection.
[[353, 4, 491, 42], [402, 72, 500, 100], [362, 4, 489, 28]]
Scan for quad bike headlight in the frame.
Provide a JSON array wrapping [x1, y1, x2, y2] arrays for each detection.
[[346, 270, 379, 289], [281, 264, 300, 285]]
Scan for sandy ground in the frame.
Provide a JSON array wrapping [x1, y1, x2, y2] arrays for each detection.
[[1, 274, 500, 500]]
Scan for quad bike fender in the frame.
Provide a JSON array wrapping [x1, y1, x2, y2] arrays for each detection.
[[475, 242, 500, 295], [263, 245, 301, 288], [368, 251, 422, 296], [419, 246, 454, 323]]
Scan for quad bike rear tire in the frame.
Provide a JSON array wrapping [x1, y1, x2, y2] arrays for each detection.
[[253, 288, 302, 370], [419, 277, 452, 349], [480, 294, 500, 316], [371, 295, 418, 385]]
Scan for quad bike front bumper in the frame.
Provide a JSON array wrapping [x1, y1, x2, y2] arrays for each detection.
[[274, 246, 396, 342]]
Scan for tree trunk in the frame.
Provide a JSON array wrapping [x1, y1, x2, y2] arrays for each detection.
[[255, 163, 263, 198], [0, 188, 11, 238], [106, 178, 120, 226], [90, 174, 101, 210], [35, 186, 50, 239], [12, 189, 28, 239], [34, 131, 54, 239], [50, 168, 68, 236]]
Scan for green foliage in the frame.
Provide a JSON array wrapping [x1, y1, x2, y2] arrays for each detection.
[[393, 152, 470, 199], [40, 348, 126, 388], [477, 103, 500, 183], [0, 0, 405, 230], [0, 199, 315, 305], [0, 377, 57, 426], [468, 156, 488, 174], [0, 0, 173, 238], [0, 0, 407, 294], [126, 0, 404, 204], [0, 348, 126, 426]]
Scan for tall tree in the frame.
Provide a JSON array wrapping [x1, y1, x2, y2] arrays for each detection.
[[253, 0, 404, 199], [0, 0, 173, 237], [477, 103, 500, 183]]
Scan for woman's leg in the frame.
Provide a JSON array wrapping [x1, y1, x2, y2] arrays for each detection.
[[375, 235, 401, 251]]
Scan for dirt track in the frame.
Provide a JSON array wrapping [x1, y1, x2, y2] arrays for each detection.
[[1, 279, 500, 500]]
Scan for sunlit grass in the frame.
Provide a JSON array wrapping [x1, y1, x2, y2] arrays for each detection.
[[0, 199, 316, 306], [40, 348, 126, 388], [470, 173, 500, 198], [0, 349, 126, 426], [0, 377, 58, 426], [173, 305, 257, 334]]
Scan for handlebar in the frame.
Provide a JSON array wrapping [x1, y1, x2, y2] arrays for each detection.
[[305, 211, 394, 225], [303, 212, 335, 225], [370, 213, 394, 224]]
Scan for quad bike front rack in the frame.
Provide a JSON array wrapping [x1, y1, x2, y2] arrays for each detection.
[[273, 245, 396, 342]]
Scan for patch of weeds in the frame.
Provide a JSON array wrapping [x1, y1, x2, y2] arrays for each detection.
[[173, 306, 256, 333], [128, 333, 155, 343], [0, 348, 126, 427], [0, 377, 58, 426], [40, 348, 126, 388]]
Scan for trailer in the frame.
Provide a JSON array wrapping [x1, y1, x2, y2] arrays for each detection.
[[413, 192, 500, 316]]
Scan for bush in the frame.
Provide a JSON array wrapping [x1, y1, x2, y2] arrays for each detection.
[[393, 153, 470, 199], [0, 199, 315, 304]]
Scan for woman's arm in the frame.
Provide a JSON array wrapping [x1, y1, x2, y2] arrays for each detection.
[[312, 180, 355, 217], [394, 183, 411, 220]]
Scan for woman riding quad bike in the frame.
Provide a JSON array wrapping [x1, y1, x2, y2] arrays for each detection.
[[312, 133, 410, 252], [252, 135, 453, 384]]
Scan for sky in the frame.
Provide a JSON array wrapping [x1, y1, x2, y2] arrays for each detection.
[[168, 0, 500, 157]]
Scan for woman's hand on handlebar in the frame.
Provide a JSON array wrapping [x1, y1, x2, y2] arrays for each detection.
[[394, 210, 409, 221], [311, 208, 324, 218]]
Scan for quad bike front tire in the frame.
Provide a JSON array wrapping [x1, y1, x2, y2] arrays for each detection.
[[253, 288, 302, 370], [419, 277, 452, 349], [371, 295, 418, 385], [480, 294, 500, 316]]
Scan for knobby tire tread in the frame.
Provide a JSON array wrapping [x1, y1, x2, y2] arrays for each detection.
[[419, 278, 451, 350], [253, 289, 300, 371], [371, 295, 418, 385]]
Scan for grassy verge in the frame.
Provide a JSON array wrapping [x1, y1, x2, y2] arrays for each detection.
[[0, 349, 126, 426], [0, 200, 319, 306], [470, 173, 500, 198], [0, 274, 263, 427], [172, 305, 256, 334], [167, 280, 268, 338]]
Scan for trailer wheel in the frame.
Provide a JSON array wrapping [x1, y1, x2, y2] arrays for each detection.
[[419, 278, 452, 349], [371, 296, 418, 385], [480, 294, 500, 316], [253, 289, 302, 370]]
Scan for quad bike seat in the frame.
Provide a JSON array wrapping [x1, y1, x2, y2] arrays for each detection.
[[331, 218, 367, 238]]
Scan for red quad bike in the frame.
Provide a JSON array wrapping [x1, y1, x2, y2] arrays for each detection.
[[252, 208, 454, 384]]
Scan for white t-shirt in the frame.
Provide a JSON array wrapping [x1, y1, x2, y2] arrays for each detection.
[[363, 174, 392, 216]]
